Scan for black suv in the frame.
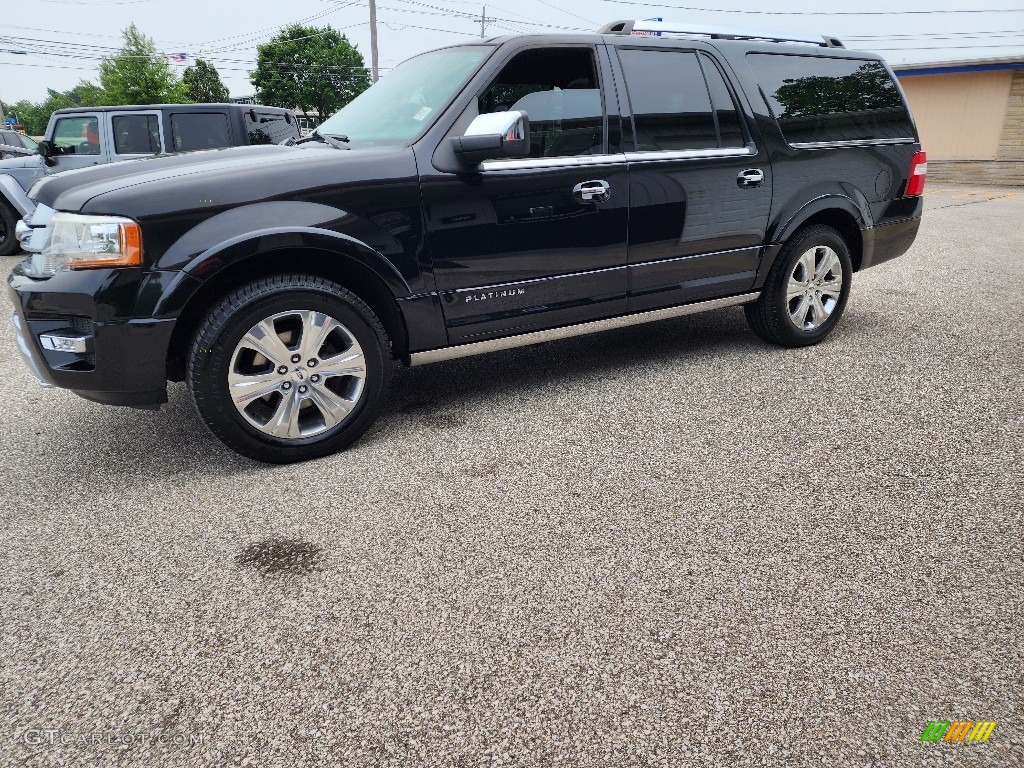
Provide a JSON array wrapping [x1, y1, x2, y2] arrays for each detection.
[[9, 20, 925, 462]]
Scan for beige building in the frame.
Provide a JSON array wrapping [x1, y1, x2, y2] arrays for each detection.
[[894, 57, 1024, 185]]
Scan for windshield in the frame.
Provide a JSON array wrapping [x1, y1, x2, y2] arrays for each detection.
[[315, 46, 490, 147]]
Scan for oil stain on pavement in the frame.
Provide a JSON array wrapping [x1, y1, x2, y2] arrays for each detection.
[[234, 537, 323, 576]]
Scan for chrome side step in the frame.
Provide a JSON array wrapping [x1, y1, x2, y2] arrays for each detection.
[[408, 292, 760, 367]]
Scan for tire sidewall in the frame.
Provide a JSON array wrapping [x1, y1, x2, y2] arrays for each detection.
[[0, 202, 19, 257], [771, 228, 853, 345], [190, 282, 389, 461]]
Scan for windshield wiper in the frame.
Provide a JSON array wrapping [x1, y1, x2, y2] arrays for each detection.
[[311, 130, 351, 150]]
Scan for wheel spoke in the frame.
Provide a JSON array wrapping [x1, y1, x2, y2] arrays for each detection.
[[810, 295, 830, 326], [267, 390, 303, 438], [786, 278, 806, 299], [790, 296, 810, 327], [242, 319, 292, 366], [306, 385, 355, 429], [815, 250, 839, 280], [800, 250, 816, 282], [228, 370, 280, 405], [299, 311, 340, 362], [318, 349, 366, 380]]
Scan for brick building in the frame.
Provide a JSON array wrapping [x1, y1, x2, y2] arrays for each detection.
[[894, 57, 1024, 185]]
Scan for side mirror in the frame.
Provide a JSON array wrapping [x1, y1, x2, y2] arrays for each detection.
[[450, 110, 529, 166], [37, 140, 56, 167]]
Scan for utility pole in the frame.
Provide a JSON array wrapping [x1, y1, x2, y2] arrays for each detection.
[[369, 0, 379, 82], [480, 5, 487, 39]]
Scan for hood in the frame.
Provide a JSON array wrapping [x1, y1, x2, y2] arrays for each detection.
[[28, 143, 403, 216], [0, 153, 43, 170]]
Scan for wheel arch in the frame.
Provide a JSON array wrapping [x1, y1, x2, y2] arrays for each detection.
[[770, 196, 867, 271], [164, 246, 410, 382]]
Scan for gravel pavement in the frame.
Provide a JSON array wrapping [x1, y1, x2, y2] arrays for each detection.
[[0, 186, 1021, 767]]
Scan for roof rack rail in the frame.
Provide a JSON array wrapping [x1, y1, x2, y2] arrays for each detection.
[[598, 19, 844, 49]]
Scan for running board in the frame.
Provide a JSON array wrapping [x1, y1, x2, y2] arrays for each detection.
[[408, 292, 760, 366]]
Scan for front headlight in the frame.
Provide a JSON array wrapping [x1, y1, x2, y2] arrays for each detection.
[[30, 212, 142, 277]]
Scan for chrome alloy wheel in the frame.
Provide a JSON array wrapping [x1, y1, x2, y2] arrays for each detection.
[[227, 310, 366, 439], [786, 245, 844, 331]]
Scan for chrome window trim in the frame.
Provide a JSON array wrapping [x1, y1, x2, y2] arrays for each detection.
[[625, 146, 756, 162], [481, 153, 627, 171], [410, 292, 761, 366], [788, 138, 917, 150]]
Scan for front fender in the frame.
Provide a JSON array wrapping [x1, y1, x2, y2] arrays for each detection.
[[0, 172, 37, 217], [147, 227, 411, 319]]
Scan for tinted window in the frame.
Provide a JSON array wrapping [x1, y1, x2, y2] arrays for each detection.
[[19, 134, 38, 151], [619, 49, 716, 151], [478, 47, 604, 158], [699, 54, 745, 149], [0, 132, 14, 145], [749, 54, 915, 144], [112, 114, 161, 154], [53, 116, 101, 155], [170, 113, 230, 151], [244, 111, 298, 144]]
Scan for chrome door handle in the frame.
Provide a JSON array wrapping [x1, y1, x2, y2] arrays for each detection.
[[573, 179, 611, 203], [737, 169, 764, 188]]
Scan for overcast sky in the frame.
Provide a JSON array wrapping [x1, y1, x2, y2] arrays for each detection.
[[2, 0, 1023, 105]]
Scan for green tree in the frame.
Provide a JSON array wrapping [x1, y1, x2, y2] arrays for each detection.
[[4, 81, 108, 135], [99, 24, 188, 105], [182, 59, 231, 103], [251, 24, 370, 120]]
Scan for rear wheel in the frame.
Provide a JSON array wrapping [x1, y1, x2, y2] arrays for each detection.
[[187, 275, 392, 463], [745, 224, 852, 347], [0, 201, 19, 257]]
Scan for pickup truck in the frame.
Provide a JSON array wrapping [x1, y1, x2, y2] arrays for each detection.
[[0, 103, 298, 256]]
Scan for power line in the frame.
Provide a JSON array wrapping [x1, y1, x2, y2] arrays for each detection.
[[591, 0, 1024, 15]]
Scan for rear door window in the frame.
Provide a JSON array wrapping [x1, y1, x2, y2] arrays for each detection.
[[699, 54, 746, 149], [112, 114, 162, 155], [748, 54, 915, 145], [618, 49, 718, 151], [169, 113, 231, 151]]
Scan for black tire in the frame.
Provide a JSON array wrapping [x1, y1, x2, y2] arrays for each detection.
[[744, 224, 853, 347], [187, 274, 392, 463], [0, 201, 20, 257]]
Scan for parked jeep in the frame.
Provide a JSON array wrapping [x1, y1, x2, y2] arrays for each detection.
[[0, 103, 298, 256], [9, 20, 925, 462]]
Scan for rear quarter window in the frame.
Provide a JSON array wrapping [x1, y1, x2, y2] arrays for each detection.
[[244, 111, 298, 145], [170, 113, 231, 151], [748, 54, 914, 145]]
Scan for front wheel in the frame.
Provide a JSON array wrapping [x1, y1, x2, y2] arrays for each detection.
[[187, 275, 392, 463], [0, 201, 20, 257], [745, 224, 853, 347]]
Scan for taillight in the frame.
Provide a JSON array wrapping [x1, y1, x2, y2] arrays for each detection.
[[905, 151, 927, 197]]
